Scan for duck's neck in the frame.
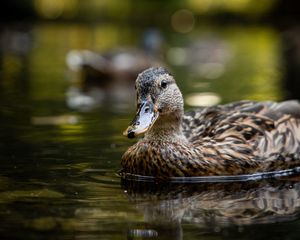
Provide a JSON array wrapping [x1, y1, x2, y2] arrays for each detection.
[[144, 111, 186, 142]]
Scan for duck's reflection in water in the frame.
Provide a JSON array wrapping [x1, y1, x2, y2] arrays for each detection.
[[122, 178, 300, 239]]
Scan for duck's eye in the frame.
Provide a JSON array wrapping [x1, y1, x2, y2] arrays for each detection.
[[160, 80, 168, 89]]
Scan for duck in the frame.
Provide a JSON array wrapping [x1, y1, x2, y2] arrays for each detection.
[[65, 29, 163, 88], [121, 67, 300, 178], [65, 30, 164, 111], [65, 48, 162, 111]]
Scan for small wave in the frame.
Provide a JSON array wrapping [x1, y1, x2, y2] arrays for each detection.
[[120, 166, 300, 183]]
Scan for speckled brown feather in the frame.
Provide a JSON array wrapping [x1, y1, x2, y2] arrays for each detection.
[[121, 68, 300, 178]]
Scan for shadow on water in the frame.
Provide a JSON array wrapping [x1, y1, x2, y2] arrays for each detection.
[[122, 177, 300, 240]]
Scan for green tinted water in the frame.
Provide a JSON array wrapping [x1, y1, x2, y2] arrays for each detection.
[[1, 23, 300, 239]]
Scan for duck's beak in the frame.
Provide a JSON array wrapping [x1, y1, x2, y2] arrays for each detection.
[[123, 100, 159, 138]]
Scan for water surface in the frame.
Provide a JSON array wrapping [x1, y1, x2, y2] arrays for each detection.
[[1, 22, 300, 240]]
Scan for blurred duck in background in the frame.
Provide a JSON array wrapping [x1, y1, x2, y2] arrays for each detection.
[[65, 29, 164, 111]]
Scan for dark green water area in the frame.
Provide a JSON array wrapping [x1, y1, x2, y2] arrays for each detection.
[[1, 0, 300, 239]]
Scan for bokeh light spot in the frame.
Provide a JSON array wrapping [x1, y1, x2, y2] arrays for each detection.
[[171, 9, 195, 34], [185, 92, 221, 107]]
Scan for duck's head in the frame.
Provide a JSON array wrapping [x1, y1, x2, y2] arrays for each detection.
[[123, 67, 184, 138]]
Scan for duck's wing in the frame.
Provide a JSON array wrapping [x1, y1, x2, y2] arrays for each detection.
[[183, 100, 300, 170], [254, 101, 300, 164], [183, 100, 300, 139], [182, 100, 261, 140]]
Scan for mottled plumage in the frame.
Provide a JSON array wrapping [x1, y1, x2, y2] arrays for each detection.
[[121, 67, 300, 178]]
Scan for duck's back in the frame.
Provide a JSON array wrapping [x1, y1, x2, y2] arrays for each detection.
[[182, 100, 300, 169]]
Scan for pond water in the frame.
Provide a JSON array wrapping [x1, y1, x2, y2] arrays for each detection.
[[1, 22, 300, 239]]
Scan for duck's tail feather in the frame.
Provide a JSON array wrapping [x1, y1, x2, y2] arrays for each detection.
[[263, 100, 300, 120]]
